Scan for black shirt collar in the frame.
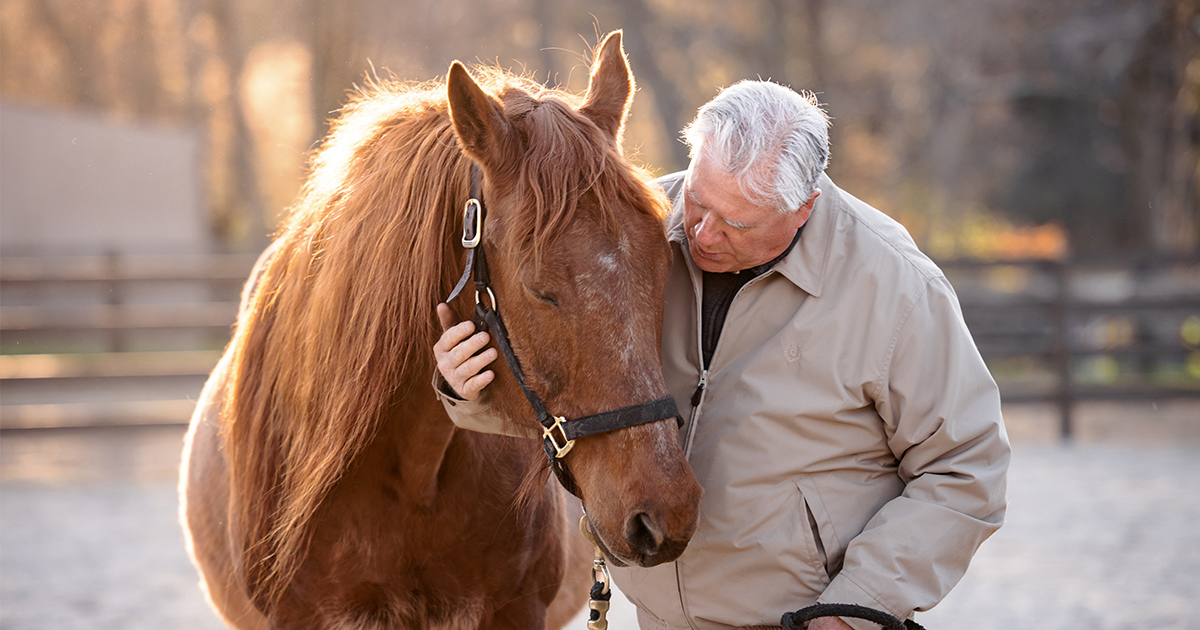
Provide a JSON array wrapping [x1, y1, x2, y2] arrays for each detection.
[[723, 223, 804, 278]]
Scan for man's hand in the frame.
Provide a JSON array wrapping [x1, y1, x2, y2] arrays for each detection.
[[434, 303, 498, 400], [807, 617, 854, 630]]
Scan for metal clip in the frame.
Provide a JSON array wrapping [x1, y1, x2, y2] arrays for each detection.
[[579, 514, 599, 547], [579, 515, 611, 630], [591, 556, 611, 595], [588, 531, 612, 629], [587, 599, 610, 630], [543, 415, 575, 458], [462, 198, 481, 248]]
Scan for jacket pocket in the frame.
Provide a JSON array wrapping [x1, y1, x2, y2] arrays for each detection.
[[794, 484, 833, 585], [796, 480, 843, 579]]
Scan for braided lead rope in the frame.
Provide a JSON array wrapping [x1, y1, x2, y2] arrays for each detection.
[[781, 603, 926, 630]]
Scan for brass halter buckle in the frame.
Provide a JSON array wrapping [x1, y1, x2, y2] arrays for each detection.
[[462, 198, 482, 248], [543, 415, 575, 458]]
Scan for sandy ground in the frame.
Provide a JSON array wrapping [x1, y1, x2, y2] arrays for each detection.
[[1, 401, 1198, 629]]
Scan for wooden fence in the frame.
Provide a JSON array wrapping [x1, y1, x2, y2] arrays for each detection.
[[0, 252, 257, 429], [944, 256, 1200, 438], [2, 252, 1198, 437]]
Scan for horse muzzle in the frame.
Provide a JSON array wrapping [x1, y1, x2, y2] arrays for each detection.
[[585, 509, 695, 568]]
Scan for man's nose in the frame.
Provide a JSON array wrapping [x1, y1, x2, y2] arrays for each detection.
[[693, 213, 722, 245]]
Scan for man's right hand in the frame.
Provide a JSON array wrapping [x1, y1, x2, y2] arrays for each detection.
[[434, 303, 498, 401]]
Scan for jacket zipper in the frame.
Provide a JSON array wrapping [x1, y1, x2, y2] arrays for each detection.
[[676, 244, 704, 630], [674, 235, 775, 630], [677, 267, 772, 630], [681, 369, 707, 459], [690, 369, 708, 407]]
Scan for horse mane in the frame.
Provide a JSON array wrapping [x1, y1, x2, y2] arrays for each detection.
[[219, 66, 666, 610]]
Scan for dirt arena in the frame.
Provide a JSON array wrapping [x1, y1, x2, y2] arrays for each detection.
[[2, 401, 1197, 630]]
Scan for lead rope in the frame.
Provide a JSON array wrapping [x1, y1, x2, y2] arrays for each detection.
[[781, 603, 926, 629], [578, 515, 612, 630]]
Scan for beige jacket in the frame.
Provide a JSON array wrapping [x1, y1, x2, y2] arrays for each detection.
[[437, 172, 1010, 629]]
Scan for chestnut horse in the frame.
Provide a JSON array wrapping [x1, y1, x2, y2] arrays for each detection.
[[179, 32, 701, 630]]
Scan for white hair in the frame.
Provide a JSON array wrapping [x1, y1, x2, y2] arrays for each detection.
[[682, 80, 830, 213]]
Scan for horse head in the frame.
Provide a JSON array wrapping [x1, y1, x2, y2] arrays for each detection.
[[445, 31, 701, 567]]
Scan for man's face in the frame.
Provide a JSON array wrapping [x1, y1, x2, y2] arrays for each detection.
[[682, 151, 816, 273]]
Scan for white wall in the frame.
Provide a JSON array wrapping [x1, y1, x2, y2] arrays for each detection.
[[0, 105, 208, 255]]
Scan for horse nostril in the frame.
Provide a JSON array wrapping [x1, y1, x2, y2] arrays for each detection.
[[625, 512, 663, 557]]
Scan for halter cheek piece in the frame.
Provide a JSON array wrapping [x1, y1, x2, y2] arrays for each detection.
[[446, 165, 682, 497]]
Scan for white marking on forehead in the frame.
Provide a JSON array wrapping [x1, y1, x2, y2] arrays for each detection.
[[618, 233, 632, 254], [597, 252, 619, 272], [576, 236, 662, 397], [598, 293, 661, 400]]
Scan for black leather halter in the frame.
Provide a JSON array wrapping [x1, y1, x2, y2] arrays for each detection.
[[446, 165, 681, 497]]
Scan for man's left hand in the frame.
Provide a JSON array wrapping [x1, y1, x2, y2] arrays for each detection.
[[806, 617, 854, 630]]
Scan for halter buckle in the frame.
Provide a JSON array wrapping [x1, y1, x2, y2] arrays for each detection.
[[462, 198, 482, 248], [543, 415, 575, 458]]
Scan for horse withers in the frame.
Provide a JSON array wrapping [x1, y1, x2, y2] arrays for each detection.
[[179, 32, 701, 629]]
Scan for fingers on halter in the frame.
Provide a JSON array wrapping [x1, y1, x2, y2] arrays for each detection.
[[435, 320, 472, 354], [457, 343, 496, 376], [453, 330, 489, 364]]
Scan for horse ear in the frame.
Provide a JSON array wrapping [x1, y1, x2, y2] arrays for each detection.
[[580, 30, 634, 141], [447, 61, 519, 168]]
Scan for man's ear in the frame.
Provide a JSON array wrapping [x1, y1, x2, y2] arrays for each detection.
[[447, 61, 519, 169], [794, 189, 820, 228], [579, 30, 634, 142]]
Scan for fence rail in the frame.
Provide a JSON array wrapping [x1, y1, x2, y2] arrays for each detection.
[[2, 252, 1198, 436], [0, 252, 256, 429], [944, 256, 1200, 438]]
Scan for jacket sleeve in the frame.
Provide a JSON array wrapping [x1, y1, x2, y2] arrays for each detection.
[[818, 275, 1010, 623], [431, 372, 540, 439]]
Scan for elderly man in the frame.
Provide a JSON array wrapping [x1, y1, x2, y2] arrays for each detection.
[[434, 80, 1009, 630]]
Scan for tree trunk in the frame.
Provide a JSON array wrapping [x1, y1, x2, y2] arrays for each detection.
[[614, 0, 691, 171]]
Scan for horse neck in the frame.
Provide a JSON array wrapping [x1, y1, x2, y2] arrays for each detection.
[[358, 392, 460, 506]]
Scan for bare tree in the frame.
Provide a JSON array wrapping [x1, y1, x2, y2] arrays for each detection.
[[26, 0, 105, 108], [614, 0, 690, 170], [1119, 0, 1198, 253], [309, 0, 362, 134], [205, 0, 267, 246]]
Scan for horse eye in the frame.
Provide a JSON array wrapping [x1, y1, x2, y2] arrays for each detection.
[[535, 291, 559, 307]]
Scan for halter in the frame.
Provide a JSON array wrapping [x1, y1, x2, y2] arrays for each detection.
[[446, 165, 682, 497]]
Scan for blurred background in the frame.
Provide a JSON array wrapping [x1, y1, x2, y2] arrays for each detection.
[[1, 0, 1198, 628]]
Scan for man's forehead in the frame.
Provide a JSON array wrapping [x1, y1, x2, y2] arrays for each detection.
[[685, 166, 775, 225]]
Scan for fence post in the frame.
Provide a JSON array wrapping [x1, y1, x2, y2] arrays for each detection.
[[1048, 259, 1072, 440], [105, 250, 126, 352]]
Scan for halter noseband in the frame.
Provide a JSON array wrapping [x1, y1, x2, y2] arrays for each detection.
[[446, 165, 682, 497]]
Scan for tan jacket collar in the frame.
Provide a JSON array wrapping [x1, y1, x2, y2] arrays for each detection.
[[665, 172, 838, 298]]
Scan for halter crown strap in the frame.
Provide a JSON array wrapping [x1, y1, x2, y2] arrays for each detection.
[[445, 164, 682, 497]]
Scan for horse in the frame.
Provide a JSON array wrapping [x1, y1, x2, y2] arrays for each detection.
[[179, 31, 702, 630]]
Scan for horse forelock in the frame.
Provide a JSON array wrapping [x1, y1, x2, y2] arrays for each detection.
[[218, 66, 664, 610], [489, 75, 668, 264]]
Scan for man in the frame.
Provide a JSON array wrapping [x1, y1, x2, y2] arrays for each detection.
[[434, 80, 1009, 630]]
